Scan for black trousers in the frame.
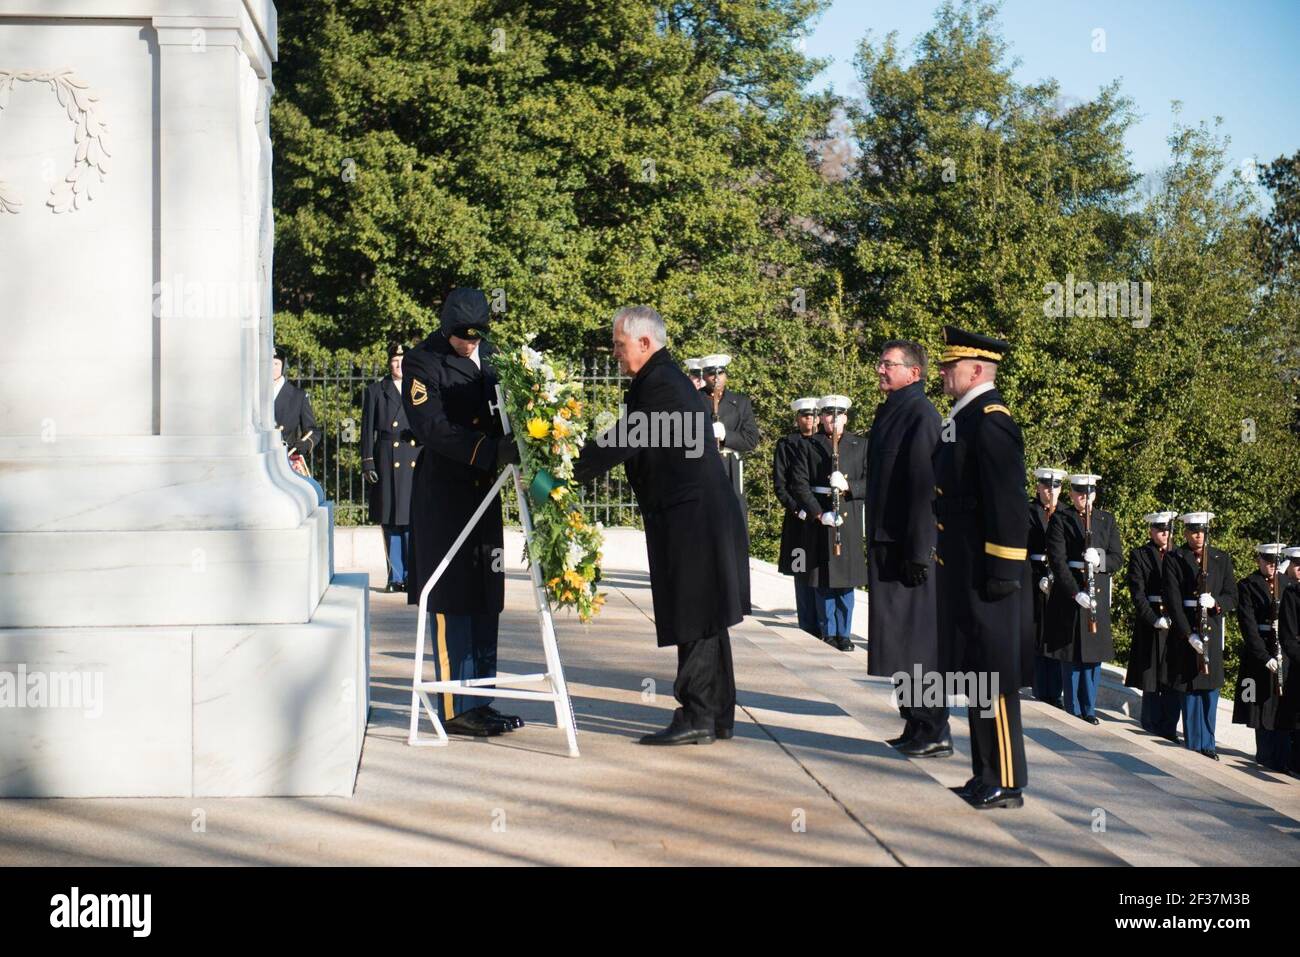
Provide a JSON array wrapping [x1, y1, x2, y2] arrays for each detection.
[[893, 675, 950, 743], [969, 692, 1028, 789], [675, 630, 736, 731]]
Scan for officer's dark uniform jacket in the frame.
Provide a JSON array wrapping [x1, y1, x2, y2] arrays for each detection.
[[402, 333, 510, 616], [773, 431, 815, 575], [1161, 544, 1236, 692], [1232, 570, 1293, 730], [932, 387, 1032, 686], [791, 429, 868, 590], [1043, 503, 1123, 664], [1028, 500, 1056, 651], [362, 376, 421, 526], [710, 387, 760, 506], [1124, 541, 1171, 692], [273, 379, 318, 456]]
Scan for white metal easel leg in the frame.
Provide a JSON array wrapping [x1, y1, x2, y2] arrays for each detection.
[[407, 460, 579, 756]]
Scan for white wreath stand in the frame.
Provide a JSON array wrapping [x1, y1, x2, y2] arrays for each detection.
[[407, 387, 580, 756]]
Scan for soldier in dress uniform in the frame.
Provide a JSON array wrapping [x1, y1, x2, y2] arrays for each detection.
[[1284, 546, 1300, 588], [685, 357, 706, 391], [1279, 551, 1300, 777], [865, 340, 948, 758], [361, 343, 421, 592], [700, 354, 760, 511], [1029, 467, 1067, 708], [1232, 543, 1294, 771], [1043, 474, 1124, 725], [1124, 511, 1182, 742], [932, 326, 1031, 809], [272, 346, 319, 473], [790, 395, 867, 652], [402, 288, 523, 738], [773, 397, 821, 637], [1162, 511, 1236, 760]]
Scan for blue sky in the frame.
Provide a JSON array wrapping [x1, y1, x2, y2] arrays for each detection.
[[803, 0, 1300, 184]]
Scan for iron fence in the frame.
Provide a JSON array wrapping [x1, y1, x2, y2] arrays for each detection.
[[291, 353, 639, 527]]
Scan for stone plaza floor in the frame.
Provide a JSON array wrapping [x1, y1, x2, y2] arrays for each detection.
[[1, 535, 1298, 866]]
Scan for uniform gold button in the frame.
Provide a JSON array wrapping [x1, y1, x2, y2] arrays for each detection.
[[392, 420, 399, 427], [409, 439, 416, 446], [393, 441, 399, 447], [394, 462, 400, 468], [936, 522, 945, 531], [472, 417, 479, 425], [935, 555, 944, 566], [935, 486, 943, 496]]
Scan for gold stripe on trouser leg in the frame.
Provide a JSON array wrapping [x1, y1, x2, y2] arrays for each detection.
[[994, 694, 1010, 788], [436, 613, 455, 720], [1000, 695, 1015, 787]]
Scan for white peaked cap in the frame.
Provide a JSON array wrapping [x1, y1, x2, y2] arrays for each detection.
[[790, 397, 820, 412], [1179, 511, 1214, 526], [701, 354, 731, 369], [685, 357, 704, 371], [1284, 546, 1300, 559], [1034, 467, 1067, 481], [819, 394, 852, 412], [1068, 473, 1101, 487], [1255, 543, 1287, 556], [1143, 511, 1178, 525]]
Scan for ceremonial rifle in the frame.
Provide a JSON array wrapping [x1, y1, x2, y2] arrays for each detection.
[[1083, 495, 1098, 634], [1196, 527, 1213, 678], [1270, 527, 1285, 699], [710, 384, 723, 450], [831, 426, 842, 557]]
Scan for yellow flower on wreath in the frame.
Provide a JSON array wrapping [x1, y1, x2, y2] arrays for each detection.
[[527, 418, 550, 439]]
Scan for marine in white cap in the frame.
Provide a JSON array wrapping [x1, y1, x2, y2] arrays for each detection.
[[773, 397, 823, 638], [1043, 473, 1123, 725], [1231, 541, 1293, 771], [788, 394, 867, 653], [700, 353, 760, 512], [1122, 510, 1181, 742], [684, 357, 705, 390], [1160, 511, 1236, 760], [1028, 467, 1068, 708]]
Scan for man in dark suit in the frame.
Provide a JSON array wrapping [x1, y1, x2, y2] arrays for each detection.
[[865, 340, 948, 756], [1123, 510, 1181, 741], [773, 397, 821, 637], [1043, 474, 1124, 725], [402, 289, 523, 738], [575, 307, 751, 746], [933, 326, 1031, 810], [700, 353, 760, 513], [1162, 511, 1236, 760], [790, 395, 868, 652], [272, 346, 318, 473], [362, 342, 421, 592]]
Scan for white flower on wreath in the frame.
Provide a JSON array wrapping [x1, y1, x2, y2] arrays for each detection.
[[565, 539, 586, 571], [522, 345, 545, 372]]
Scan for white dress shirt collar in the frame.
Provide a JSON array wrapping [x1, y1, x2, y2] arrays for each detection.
[[948, 380, 995, 419]]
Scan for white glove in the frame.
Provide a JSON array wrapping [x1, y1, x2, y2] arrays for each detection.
[[1083, 547, 1101, 568], [713, 421, 726, 441], [1279, 559, 1291, 576], [829, 470, 849, 492], [1074, 591, 1096, 611], [797, 510, 807, 521], [819, 512, 844, 527], [1153, 616, 1170, 630], [1188, 634, 1205, 655], [1266, 657, 1280, 674], [1037, 576, 1051, 595], [1198, 592, 1216, 610]]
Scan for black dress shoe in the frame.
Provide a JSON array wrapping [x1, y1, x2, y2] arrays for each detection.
[[1161, 732, 1180, 744], [830, 635, 854, 652], [1082, 714, 1100, 725], [715, 727, 735, 740], [443, 710, 505, 737], [383, 582, 395, 593], [887, 731, 916, 748], [964, 781, 1024, 809], [483, 706, 524, 730], [1200, 748, 1220, 761], [640, 710, 715, 746], [950, 776, 981, 799], [899, 737, 954, 758], [393, 581, 406, 593]]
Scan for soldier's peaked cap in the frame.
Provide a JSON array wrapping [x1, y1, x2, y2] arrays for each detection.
[[1255, 543, 1286, 557], [1034, 467, 1067, 482], [819, 394, 852, 412], [940, 325, 1010, 365], [791, 396, 819, 412], [1143, 511, 1178, 526], [1179, 511, 1214, 528], [440, 288, 491, 340]]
